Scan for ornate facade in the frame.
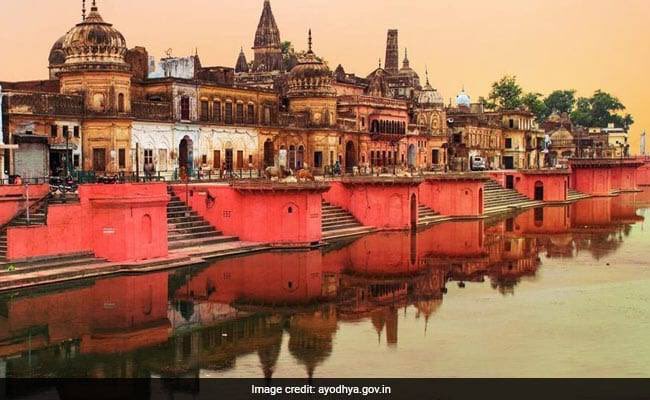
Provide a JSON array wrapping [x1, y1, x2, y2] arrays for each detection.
[[1, 0, 451, 178]]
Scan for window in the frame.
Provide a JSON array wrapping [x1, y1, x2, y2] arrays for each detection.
[[225, 102, 233, 124], [236, 103, 244, 124], [201, 154, 208, 165], [200, 100, 210, 121], [180, 96, 190, 120], [509, 119, 514, 129], [51, 125, 57, 138], [330, 151, 334, 166], [314, 151, 323, 168], [248, 155, 253, 165], [144, 149, 153, 165], [62, 126, 69, 138], [118, 93, 125, 113], [247, 104, 255, 124], [213, 101, 221, 122], [118, 148, 126, 169], [73, 154, 80, 168], [505, 138, 513, 149], [73, 126, 80, 138]]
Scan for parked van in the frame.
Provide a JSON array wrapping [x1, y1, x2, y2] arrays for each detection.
[[471, 156, 487, 171]]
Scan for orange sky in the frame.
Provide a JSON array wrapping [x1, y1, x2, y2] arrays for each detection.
[[1, 0, 647, 153]]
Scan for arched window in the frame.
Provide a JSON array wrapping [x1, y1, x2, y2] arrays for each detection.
[[117, 93, 125, 113], [289, 145, 296, 169], [297, 145, 305, 169]]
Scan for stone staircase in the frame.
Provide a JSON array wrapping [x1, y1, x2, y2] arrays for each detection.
[[484, 180, 542, 214], [567, 188, 590, 201], [417, 204, 444, 226], [322, 200, 375, 240], [167, 187, 239, 250]]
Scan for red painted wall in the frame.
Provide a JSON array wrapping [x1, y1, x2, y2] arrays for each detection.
[[0, 184, 49, 226], [638, 160, 650, 186], [570, 168, 612, 196], [610, 166, 638, 192], [515, 174, 569, 202], [172, 184, 324, 246], [6, 183, 168, 262], [418, 220, 486, 257], [419, 180, 484, 216], [323, 181, 420, 230]]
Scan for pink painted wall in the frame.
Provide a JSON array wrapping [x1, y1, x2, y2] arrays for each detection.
[[323, 181, 420, 230], [515, 174, 569, 201], [610, 166, 638, 191], [419, 180, 484, 216], [570, 168, 612, 196], [0, 184, 49, 226], [638, 160, 650, 186], [6, 183, 168, 262], [172, 184, 324, 246]]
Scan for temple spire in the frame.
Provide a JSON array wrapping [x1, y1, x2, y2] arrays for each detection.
[[425, 66, 430, 86], [91, 0, 97, 11], [82, 0, 86, 21], [403, 48, 409, 68]]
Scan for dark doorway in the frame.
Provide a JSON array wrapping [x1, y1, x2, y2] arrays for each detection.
[[50, 150, 71, 176], [264, 139, 274, 167], [504, 156, 514, 170], [534, 181, 544, 201], [179, 136, 193, 175], [505, 175, 514, 189], [432, 149, 440, 165], [407, 144, 416, 167], [92, 148, 106, 172], [410, 193, 417, 230], [225, 149, 234, 172], [345, 141, 356, 173]]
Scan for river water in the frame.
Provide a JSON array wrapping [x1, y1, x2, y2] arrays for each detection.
[[1, 190, 649, 378]]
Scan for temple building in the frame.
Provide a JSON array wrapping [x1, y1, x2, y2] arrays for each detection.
[[1, 0, 450, 178]]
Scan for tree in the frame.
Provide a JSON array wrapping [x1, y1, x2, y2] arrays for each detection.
[[521, 92, 547, 123], [571, 97, 592, 127], [488, 75, 523, 110], [543, 90, 576, 117], [571, 90, 633, 129]]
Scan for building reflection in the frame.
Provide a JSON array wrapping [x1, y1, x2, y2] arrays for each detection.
[[0, 192, 646, 379]]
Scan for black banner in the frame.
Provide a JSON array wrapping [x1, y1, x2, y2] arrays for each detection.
[[2, 379, 650, 400]]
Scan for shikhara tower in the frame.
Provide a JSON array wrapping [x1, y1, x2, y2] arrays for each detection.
[[252, 0, 283, 72]]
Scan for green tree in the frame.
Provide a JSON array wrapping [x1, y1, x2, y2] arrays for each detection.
[[543, 90, 576, 117], [488, 75, 523, 110], [521, 92, 547, 123], [571, 97, 592, 127]]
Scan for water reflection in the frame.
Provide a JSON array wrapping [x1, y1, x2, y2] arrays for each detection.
[[0, 192, 646, 378]]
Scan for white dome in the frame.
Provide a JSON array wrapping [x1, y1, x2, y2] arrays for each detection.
[[456, 89, 471, 107]]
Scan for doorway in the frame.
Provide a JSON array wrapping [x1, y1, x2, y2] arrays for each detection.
[[179, 136, 193, 175], [505, 175, 514, 189], [504, 156, 514, 170], [225, 149, 234, 172], [263, 139, 274, 167], [92, 148, 106, 172], [345, 141, 356, 173], [534, 181, 544, 201]]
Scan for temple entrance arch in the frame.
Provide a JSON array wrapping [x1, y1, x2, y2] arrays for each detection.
[[534, 181, 544, 201], [407, 144, 416, 168], [345, 141, 356, 173], [179, 136, 193, 176], [263, 139, 274, 167]]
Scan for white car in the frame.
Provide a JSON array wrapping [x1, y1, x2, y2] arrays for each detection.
[[471, 156, 487, 171]]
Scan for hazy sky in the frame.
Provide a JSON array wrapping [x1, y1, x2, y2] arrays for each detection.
[[1, 0, 647, 153]]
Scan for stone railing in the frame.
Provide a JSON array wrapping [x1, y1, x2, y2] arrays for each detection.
[[4, 91, 83, 116]]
